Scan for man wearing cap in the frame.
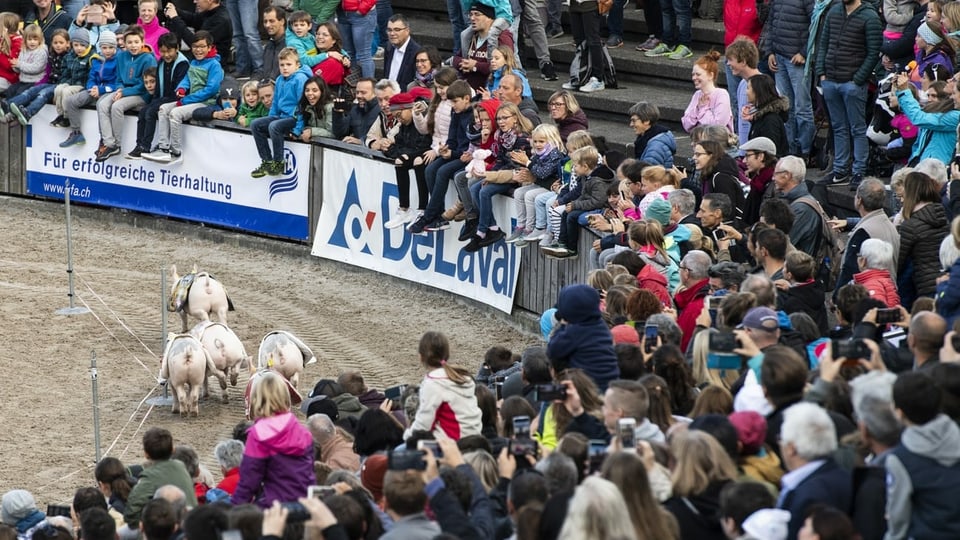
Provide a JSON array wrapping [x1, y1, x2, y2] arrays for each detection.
[[453, 2, 514, 90], [383, 13, 421, 90], [773, 155, 825, 257], [741, 137, 778, 225], [24, 0, 71, 47]]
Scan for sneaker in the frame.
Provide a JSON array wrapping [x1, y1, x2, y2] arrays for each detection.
[[548, 28, 564, 39], [407, 215, 429, 234], [168, 151, 183, 165], [542, 244, 576, 258], [644, 42, 672, 57], [636, 36, 660, 52], [504, 227, 527, 243], [125, 146, 144, 159], [424, 219, 451, 232], [59, 130, 85, 147], [441, 202, 464, 221], [667, 44, 693, 59], [54, 116, 71, 128], [580, 77, 605, 93], [251, 161, 272, 178], [373, 46, 385, 60], [458, 217, 479, 242], [523, 228, 548, 242], [540, 62, 558, 81], [385, 208, 411, 229], [9, 103, 28, 126], [267, 160, 284, 175], [848, 173, 863, 191], [96, 145, 120, 162], [463, 235, 483, 252], [404, 209, 422, 224], [477, 228, 506, 248], [540, 236, 557, 247], [606, 35, 623, 48], [819, 171, 850, 185], [143, 148, 172, 162], [561, 81, 579, 90]]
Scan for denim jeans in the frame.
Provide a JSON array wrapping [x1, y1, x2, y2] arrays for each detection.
[[534, 191, 555, 229], [338, 8, 377, 78], [822, 79, 868, 175], [545, 0, 562, 34], [9, 83, 54, 117], [376, 0, 392, 51], [659, 0, 692, 47], [424, 157, 465, 222], [447, 0, 469, 54], [226, 0, 265, 75], [724, 62, 741, 120], [775, 54, 815, 155], [251, 115, 297, 161], [607, 0, 628, 39], [469, 180, 514, 233]]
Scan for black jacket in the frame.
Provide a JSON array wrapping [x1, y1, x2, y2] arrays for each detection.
[[777, 280, 829, 335], [761, 0, 814, 57], [703, 155, 745, 221], [880, 7, 925, 65], [898, 203, 949, 297], [383, 37, 421, 91], [262, 34, 286, 80], [332, 100, 381, 141], [664, 481, 730, 540], [748, 96, 790, 157], [167, 4, 233, 69], [815, 2, 883, 85], [383, 121, 432, 160]]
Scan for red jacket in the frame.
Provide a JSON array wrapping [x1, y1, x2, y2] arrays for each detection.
[[0, 35, 22, 84], [674, 279, 710, 351], [341, 0, 375, 15], [637, 264, 672, 307], [216, 467, 240, 495], [853, 269, 900, 308], [724, 0, 763, 46]]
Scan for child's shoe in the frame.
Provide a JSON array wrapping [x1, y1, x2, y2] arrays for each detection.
[[125, 146, 144, 160], [60, 130, 85, 148], [441, 201, 464, 221], [523, 228, 548, 242], [95, 144, 121, 162], [504, 227, 527, 244], [143, 148, 172, 162], [385, 208, 412, 229], [251, 160, 272, 178], [9, 103, 28, 126], [53, 116, 71, 128], [168, 150, 182, 165], [267, 160, 285, 175]]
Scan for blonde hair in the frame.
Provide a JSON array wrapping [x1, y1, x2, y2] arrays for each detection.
[[492, 45, 520, 72], [249, 371, 292, 420], [278, 46, 299, 62], [670, 430, 738, 497], [138, 0, 160, 9], [586, 269, 613, 291], [558, 477, 639, 540], [690, 329, 733, 389], [497, 102, 533, 135], [641, 165, 681, 189], [565, 130, 593, 153], [0, 12, 20, 56], [463, 450, 498, 492], [241, 80, 259, 99], [20, 23, 44, 47], [571, 146, 599, 169], [531, 123, 565, 154]]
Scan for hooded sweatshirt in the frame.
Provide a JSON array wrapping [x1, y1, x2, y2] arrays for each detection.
[[885, 414, 960, 540], [776, 280, 829, 335], [231, 411, 316, 508], [405, 367, 483, 441], [271, 65, 312, 118], [114, 45, 157, 99], [547, 284, 620, 391], [675, 278, 710, 351], [176, 48, 224, 106]]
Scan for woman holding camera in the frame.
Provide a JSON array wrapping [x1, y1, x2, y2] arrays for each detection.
[[231, 371, 315, 508], [404, 331, 482, 441], [894, 71, 960, 165]]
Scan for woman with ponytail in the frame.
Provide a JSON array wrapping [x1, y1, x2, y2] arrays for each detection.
[[95, 457, 134, 516], [404, 331, 483, 440]]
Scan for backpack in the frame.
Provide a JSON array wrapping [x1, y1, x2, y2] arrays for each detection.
[[569, 41, 618, 89], [795, 197, 844, 292]]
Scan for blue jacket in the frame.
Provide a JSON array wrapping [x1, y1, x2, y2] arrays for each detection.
[[937, 259, 960, 326], [270, 65, 311, 118], [635, 124, 676, 168], [897, 88, 960, 165], [761, 0, 814, 56], [778, 459, 852, 540], [114, 48, 158, 99], [177, 52, 224, 106], [547, 284, 620, 391], [445, 108, 473, 155], [86, 54, 118, 93], [158, 51, 189, 99]]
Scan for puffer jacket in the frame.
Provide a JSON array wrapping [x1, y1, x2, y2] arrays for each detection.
[[816, 2, 883, 85], [703, 155, 746, 221], [723, 0, 762, 46], [762, 0, 814, 56], [748, 97, 790, 156], [635, 123, 676, 168], [898, 202, 949, 297], [853, 268, 900, 308], [897, 86, 960, 165], [548, 284, 620, 391]]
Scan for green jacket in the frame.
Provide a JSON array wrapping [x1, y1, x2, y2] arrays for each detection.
[[123, 459, 198, 528], [293, 0, 339, 24]]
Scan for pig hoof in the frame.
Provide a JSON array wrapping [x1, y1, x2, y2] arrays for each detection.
[[230, 375, 238, 386]]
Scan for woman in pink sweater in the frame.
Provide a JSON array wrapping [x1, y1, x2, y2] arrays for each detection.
[[681, 51, 733, 133], [136, 0, 168, 60]]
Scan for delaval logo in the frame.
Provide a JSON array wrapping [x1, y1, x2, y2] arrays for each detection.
[[328, 169, 518, 296], [268, 148, 298, 201]]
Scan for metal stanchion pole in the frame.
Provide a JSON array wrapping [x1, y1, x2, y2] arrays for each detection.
[[91, 351, 101, 463], [147, 267, 174, 407], [56, 179, 90, 315]]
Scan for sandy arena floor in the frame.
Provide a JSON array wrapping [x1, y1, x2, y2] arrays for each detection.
[[0, 196, 534, 505]]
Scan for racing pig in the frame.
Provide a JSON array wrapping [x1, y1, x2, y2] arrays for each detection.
[[168, 265, 234, 332], [160, 334, 225, 416], [192, 321, 250, 402], [256, 331, 318, 390]]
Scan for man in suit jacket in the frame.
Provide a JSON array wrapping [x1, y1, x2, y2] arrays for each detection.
[[383, 13, 421, 90]]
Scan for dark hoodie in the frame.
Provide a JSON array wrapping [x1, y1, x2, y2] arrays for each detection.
[[557, 109, 589, 142], [747, 96, 790, 157], [663, 480, 730, 540], [703, 155, 745, 221], [547, 285, 620, 391], [776, 280, 829, 335]]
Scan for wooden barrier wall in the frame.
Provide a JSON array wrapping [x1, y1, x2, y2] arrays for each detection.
[[2, 121, 586, 317]]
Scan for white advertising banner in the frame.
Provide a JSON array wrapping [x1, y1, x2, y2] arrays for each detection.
[[25, 105, 311, 240], [312, 149, 522, 313]]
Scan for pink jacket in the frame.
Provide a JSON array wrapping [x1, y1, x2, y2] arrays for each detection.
[[137, 16, 169, 60], [853, 268, 901, 308], [682, 89, 734, 133]]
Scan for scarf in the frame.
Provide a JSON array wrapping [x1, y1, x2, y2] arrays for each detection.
[[416, 69, 435, 88]]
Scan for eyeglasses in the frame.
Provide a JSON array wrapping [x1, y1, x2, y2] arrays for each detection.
[[386, 26, 408, 33], [773, 170, 789, 176], [679, 265, 688, 271], [692, 151, 708, 157], [549, 101, 565, 108], [415, 58, 430, 63], [191, 44, 210, 50], [496, 115, 515, 120]]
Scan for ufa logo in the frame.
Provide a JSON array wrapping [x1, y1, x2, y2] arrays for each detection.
[[268, 148, 298, 201]]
